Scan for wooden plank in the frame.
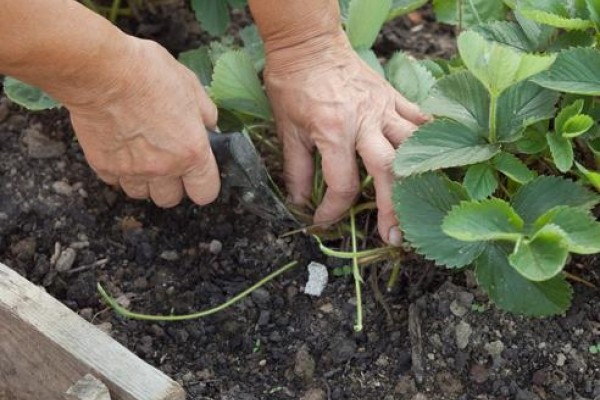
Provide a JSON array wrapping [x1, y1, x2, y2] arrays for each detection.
[[0, 262, 185, 400]]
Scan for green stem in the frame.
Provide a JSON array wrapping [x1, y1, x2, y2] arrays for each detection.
[[97, 261, 298, 321], [489, 94, 498, 143], [80, 0, 99, 12], [386, 258, 402, 292], [313, 235, 394, 259], [360, 175, 374, 191], [109, 0, 122, 23], [350, 207, 363, 332]]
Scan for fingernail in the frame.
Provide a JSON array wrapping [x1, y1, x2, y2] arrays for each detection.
[[389, 226, 403, 247]]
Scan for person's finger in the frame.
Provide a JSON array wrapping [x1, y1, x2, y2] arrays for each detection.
[[95, 171, 119, 186], [119, 176, 150, 200], [282, 128, 314, 205], [395, 92, 430, 125], [357, 134, 402, 246], [149, 177, 184, 208], [383, 113, 418, 148], [196, 88, 218, 130], [314, 141, 360, 226], [182, 145, 221, 206]]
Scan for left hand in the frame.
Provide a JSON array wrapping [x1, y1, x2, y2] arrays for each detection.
[[263, 33, 429, 246]]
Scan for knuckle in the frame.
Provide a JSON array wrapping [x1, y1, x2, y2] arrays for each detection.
[[128, 162, 168, 177], [330, 181, 360, 197], [368, 153, 394, 175]]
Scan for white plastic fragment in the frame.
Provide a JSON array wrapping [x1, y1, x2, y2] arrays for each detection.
[[304, 261, 328, 297], [65, 374, 111, 400]]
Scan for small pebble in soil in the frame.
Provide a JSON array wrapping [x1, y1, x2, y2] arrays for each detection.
[[133, 277, 148, 290], [257, 310, 270, 326], [395, 375, 417, 395], [484, 340, 505, 359], [294, 344, 315, 382], [79, 308, 93, 321], [450, 299, 468, 317], [95, 322, 112, 335], [299, 388, 326, 400], [209, 239, 223, 254], [10, 237, 36, 261], [22, 127, 66, 159], [470, 363, 490, 384], [455, 321, 472, 350], [330, 336, 356, 364], [319, 303, 334, 314], [52, 180, 73, 196], [251, 287, 271, 306], [160, 250, 179, 261], [56, 248, 77, 272], [435, 371, 464, 395]]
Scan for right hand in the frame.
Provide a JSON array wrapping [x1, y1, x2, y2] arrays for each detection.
[[66, 37, 220, 208]]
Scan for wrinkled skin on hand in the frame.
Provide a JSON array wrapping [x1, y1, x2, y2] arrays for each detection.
[[264, 37, 429, 245], [67, 38, 220, 208]]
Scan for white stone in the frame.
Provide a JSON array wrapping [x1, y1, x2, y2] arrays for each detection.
[[56, 248, 77, 272], [304, 262, 328, 297]]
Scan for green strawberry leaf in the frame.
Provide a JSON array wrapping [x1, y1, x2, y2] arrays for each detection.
[[511, 176, 599, 225], [515, 126, 549, 154], [547, 132, 574, 172], [463, 163, 498, 200], [190, 0, 230, 36], [239, 24, 265, 72], [476, 243, 572, 316], [421, 71, 489, 133], [532, 48, 600, 95], [473, 19, 555, 52], [388, 0, 429, 20], [517, 0, 594, 30], [210, 50, 272, 120], [508, 224, 569, 281], [178, 47, 213, 86], [443, 198, 524, 242], [492, 152, 535, 183], [433, 0, 507, 28], [394, 120, 500, 177], [562, 114, 594, 138], [346, 0, 392, 49], [575, 161, 600, 192], [393, 172, 486, 267], [496, 80, 560, 142], [3, 77, 60, 111], [534, 206, 600, 254], [555, 99, 585, 133], [587, 0, 600, 25], [458, 30, 556, 96], [357, 49, 385, 76], [386, 52, 436, 104]]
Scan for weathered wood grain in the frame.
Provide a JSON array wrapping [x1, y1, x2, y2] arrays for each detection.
[[0, 262, 185, 400]]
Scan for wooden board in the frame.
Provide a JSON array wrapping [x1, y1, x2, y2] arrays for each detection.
[[0, 262, 185, 400]]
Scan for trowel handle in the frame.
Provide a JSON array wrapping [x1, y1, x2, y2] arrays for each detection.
[[206, 130, 234, 168]]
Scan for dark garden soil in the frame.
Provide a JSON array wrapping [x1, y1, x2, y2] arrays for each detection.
[[1, 3, 600, 400]]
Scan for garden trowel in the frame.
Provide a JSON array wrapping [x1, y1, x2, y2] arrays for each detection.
[[207, 130, 296, 224]]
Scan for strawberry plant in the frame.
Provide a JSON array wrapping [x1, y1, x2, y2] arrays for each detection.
[[393, 0, 600, 317], [6, 0, 600, 323]]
